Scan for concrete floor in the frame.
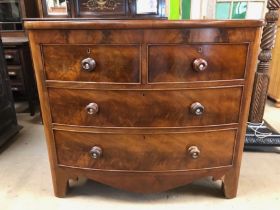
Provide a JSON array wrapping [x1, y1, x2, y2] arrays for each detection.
[[0, 105, 280, 210], [264, 100, 280, 132]]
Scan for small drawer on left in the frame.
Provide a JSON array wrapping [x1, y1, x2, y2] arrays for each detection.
[[4, 49, 21, 65], [42, 44, 141, 83], [7, 66, 23, 81]]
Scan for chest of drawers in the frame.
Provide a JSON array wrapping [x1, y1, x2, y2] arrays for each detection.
[[25, 20, 262, 198]]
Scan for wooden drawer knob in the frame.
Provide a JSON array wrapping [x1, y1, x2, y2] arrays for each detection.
[[188, 146, 200, 159], [193, 58, 208, 72], [81, 57, 96, 72], [8, 71, 17, 76], [5, 54, 14, 60], [190, 102, 204, 116], [90, 146, 103, 159], [86, 102, 99, 115], [11, 87, 19, 91]]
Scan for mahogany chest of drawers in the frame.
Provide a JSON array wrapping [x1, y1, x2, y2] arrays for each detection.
[[25, 20, 262, 198]]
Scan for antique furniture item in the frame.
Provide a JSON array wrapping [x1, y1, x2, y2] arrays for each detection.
[[249, 0, 280, 122], [0, 38, 22, 147], [0, 0, 38, 116], [25, 20, 262, 198], [0, 0, 38, 32], [268, 11, 280, 108], [36, 0, 166, 19], [2, 37, 37, 116]]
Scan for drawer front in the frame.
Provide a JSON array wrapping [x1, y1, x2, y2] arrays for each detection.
[[7, 66, 23, 81], [48, 87, 242, 127], [148, 44, 248, 83], [10, 84, 25, 93], [4, 49, 21, 65], [42, 45, 140, 83], [54, 129, 236, 171]]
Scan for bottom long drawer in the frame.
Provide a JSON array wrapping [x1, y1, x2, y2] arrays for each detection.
[[54, 129, 237, 172]]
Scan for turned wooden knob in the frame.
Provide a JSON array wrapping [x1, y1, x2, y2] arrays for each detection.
[[86, 102, 99, 115], [193, 58, 208, 72], [188, 146, 200, 159], [5, 54, 14, 60], [90, 146, 103, 159], [190, 102, 204, 116], [81, 57, 96, 72]]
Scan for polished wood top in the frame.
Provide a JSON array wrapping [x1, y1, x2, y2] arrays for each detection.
[[24, 19, 264, 30]]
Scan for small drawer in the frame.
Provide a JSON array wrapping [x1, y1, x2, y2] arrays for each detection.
[[4, 49, 21, 65], [42, 44, 141, 83], [10, 84, 25, 93], [54, 129, 236, 171], [148, 44, 248, 83], [7, 66, 23, 81], [48, 87, 242, 128]]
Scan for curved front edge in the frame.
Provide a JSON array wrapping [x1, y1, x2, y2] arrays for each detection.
[[59, 166, 231, 194]]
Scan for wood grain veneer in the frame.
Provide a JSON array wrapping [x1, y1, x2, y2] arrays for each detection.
[[43, 44, 141, 83], [25, 20, 262, 199], [148, 44, 248, 83], [54, 129, 237, 171], [48, 87, 243, 128]]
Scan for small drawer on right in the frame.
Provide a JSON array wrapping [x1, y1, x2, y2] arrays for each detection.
[[148, 44, 248, 83]]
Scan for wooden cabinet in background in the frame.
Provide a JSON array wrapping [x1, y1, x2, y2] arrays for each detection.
[[2, 37, 37, 116], [268, 14, 280, 107], [0, 0, 39, 116], [0, 0, 38, 33], [0, 38, 22, 147]]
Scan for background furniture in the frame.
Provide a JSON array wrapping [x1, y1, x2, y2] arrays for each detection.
[[2, 37, 37, 116], [36, 0, 166, 19], [26, 19, 262, 199], [249, 0, 280, 123], [268, 10, 280, 107], [0, 37, 22, 147], [0, 0, 39, 116], [0, 0, 38, 35], [244, 0, 280, 148]]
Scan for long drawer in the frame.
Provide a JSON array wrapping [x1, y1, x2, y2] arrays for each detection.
[[42, 44, 141, 83], [48, 87, 243, 127], [54, 129, 237, 171], [148, 44, 248, 83]]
